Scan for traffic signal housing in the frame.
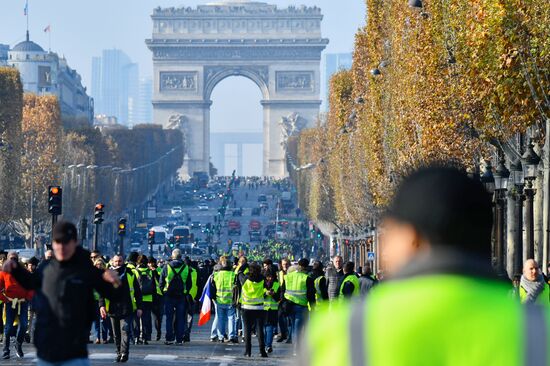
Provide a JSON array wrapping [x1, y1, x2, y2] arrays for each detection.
[[148, 230, 155, 246], [117, 218, 127, 236], [93, 203, 105, 224], [48, 186, 62, 215]]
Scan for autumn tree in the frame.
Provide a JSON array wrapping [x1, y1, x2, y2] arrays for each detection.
[[0, 68, 23, 222]]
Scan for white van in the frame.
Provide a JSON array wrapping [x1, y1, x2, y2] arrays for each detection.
[[149, 226, 168, 254]]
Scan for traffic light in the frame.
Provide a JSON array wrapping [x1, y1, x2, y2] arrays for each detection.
[[117, 218, 127, 236], [93, 203, 105, 224], [148, 230, 155, 246], [48, 186, 62, 215]]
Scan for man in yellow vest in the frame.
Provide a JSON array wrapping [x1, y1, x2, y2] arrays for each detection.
[[212, 256, 237, 343], [301, 166, 550, 366], [339, 261, 360, 299], [159, 249, 192, 345], [135, 255, 158, 344], [277, 258, 291, 343], [99, 254, 143, 363], [282, 258, 315, 354]]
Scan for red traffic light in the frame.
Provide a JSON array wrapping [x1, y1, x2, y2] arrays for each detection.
[[50, 186, 60, 195], [95, 203, 104, 211], [148, 231, 155, 237]]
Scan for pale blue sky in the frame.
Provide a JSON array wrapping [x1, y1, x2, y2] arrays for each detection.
[[1, 0, 366, 173]]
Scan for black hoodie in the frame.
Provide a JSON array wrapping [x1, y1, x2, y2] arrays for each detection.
[[11, 246, 119, 362]]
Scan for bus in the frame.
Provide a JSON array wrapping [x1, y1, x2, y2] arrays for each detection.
[[172, 226, 193, 245]]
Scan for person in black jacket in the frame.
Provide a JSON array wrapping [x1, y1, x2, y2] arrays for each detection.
[[3, 221, 120, 366], [99, 254, 143, 363]]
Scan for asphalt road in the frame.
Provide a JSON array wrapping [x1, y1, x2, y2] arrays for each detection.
[[4, 317, 294, 365]]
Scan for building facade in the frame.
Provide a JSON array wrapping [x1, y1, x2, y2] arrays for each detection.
[[6, 33, 92, 124]]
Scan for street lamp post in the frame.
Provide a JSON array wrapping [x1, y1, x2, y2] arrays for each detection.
[[480, 160, 496, 266], [522, 142, 541, 260], [493, 160, 510, 276], [510, 158, 525, 275]]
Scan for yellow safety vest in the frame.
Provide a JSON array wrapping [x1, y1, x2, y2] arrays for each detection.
[[284, 271, 309, 307], [214, 270, 236, 305], [105, 269, 137, 312], [189, 267, 198, 299], [314, 275, 325, 302], [164, 264, 189, 294], [339, 274, 360, 298], [264, 281, 280, 311], [241, 279, 265, 310], [137, 267, 154, 303]]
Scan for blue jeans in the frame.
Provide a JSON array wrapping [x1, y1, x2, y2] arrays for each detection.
[[265, 324, 275, 348], [164, 297, 186, 343], [210, 306, 218, 340], [215, 303, 236, 340], [289, 304, 308, 350], [3, 301, 29, 353], [38, 358, 90, 366]]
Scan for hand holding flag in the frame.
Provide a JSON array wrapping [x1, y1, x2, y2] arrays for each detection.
[[198, 275, 212, 326]]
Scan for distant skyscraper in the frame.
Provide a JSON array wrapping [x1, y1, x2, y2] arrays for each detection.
[[91, 49, 138, 126], [322, 53, 353, 111], [132, 77, 153, 125]]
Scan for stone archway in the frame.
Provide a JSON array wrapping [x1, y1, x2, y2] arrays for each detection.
[[146, 1, 328, 177]]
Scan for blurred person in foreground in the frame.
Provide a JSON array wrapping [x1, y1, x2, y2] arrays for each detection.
[[301, 165, 550, 366], [3, 221, 121, 366]]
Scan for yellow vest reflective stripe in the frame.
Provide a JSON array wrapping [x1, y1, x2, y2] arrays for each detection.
[[264, 281, 280, 311], [214, 270, 236, 305], [105, 269, 137, 312], [241, 279, 265, 309], [189, 268, 198, 299], [164, 264, 189, 294], [278, 271, 285, 286], [339, 274, 360, 297], [284, 271, 309, 306]]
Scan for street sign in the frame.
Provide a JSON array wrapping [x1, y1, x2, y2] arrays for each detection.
[[367, 252, 375, 261]]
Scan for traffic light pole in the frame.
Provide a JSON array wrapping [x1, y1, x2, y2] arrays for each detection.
[[119, 234, 124, 256], [93, 223, 99, 251]]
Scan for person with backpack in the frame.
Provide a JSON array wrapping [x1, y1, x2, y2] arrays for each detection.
[[159, 249, 192, 345], [135, 255, 156, 344]]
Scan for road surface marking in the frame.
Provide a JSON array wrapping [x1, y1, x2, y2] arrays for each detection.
[[144, 354, 178, 361], [89, 353, 116, 359]]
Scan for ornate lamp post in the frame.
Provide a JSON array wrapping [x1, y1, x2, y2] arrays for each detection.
[[510, 158, 525, 275], [522, 142, 541, 260], [493, 160, 510, 276]]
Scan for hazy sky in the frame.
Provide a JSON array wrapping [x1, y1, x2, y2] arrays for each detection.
[[1, 0, 366, 173]]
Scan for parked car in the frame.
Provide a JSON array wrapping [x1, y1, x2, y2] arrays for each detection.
[[190, 221, 201, 229]]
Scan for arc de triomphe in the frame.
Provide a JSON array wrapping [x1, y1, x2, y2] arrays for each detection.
[[146, 0, 328, 177]]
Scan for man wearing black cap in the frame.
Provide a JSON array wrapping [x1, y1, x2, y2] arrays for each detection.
[[3, 221, 120, 366], [302, 165, 550, 366]]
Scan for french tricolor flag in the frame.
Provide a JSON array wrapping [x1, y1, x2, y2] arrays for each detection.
[[198, 276, 212, 326]]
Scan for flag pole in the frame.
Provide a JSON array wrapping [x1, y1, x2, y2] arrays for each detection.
[[26, 0, 29, 39]]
